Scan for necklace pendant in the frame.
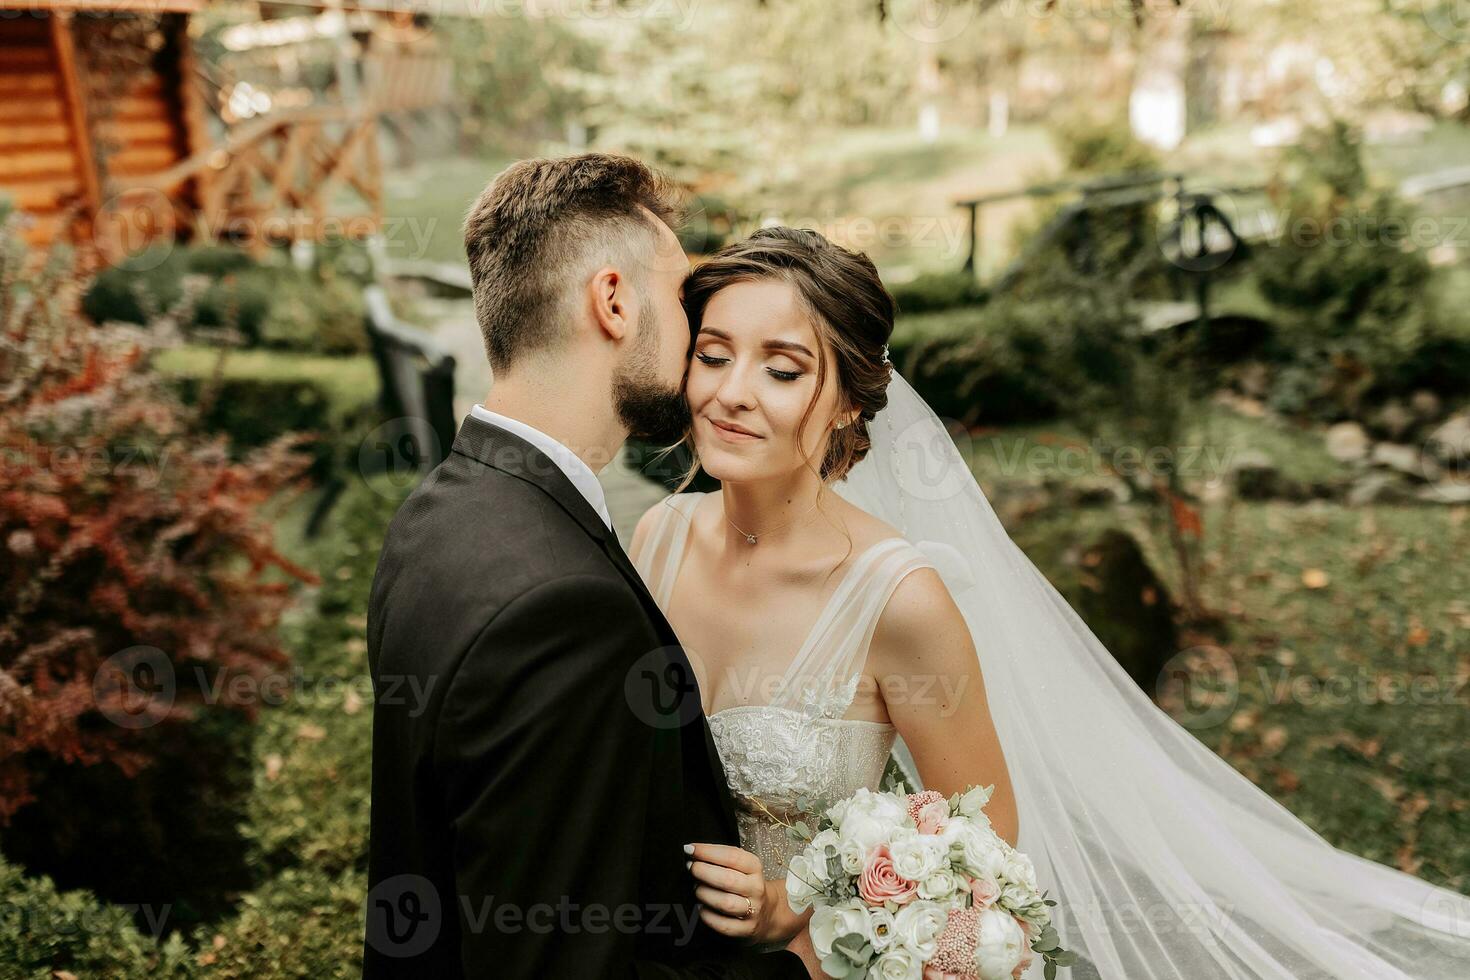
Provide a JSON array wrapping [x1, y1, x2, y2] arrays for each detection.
[[745, 533, 758, 544]]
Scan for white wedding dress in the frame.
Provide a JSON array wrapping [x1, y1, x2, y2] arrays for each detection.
[[627, 368, 1470, 978], [632, 490, 934, 882]]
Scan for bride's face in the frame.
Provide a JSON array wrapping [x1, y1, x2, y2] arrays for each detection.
[[686, 278, 848, 483]]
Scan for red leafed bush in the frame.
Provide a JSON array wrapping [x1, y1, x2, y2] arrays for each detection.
[[0, 225, 318, 823]]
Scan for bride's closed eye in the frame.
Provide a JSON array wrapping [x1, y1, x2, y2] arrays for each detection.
[[693, 350, 804, 382]]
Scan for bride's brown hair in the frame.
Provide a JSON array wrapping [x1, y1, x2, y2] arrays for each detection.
[[675, 227, 895, 485]]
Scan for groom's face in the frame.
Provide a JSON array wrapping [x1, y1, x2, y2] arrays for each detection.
[[610, 218, 694, 443]]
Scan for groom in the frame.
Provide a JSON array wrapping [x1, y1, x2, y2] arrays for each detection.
[[364, 155, 808, 978]]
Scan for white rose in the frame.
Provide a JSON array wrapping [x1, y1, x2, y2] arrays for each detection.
[[872, 945, 924, 980], [785, 854, 820, 912], [889, 828, 946, 882], [972, 908, 1026, 980], [867, 907, 899, 953], [836, 789, 907, 851], [1002, 851, 1038, 890], [892, 901, 948, 960], [955, 824, 1006, 879], [938, 814, 970, 846], [839, 836, 867, 875], [809, 900, 873, 959], [1000, 881, 1034, 913], [918, 868, 960, 903]]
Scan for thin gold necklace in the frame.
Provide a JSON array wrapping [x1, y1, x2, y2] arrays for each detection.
[[724, 499, 819, 545]]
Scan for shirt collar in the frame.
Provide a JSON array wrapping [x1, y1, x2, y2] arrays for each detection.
[[468, 405, 612, 530]]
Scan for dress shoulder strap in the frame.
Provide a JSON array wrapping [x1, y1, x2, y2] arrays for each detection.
[[773, 537, 937, 716], [629, 492, 702, 610]]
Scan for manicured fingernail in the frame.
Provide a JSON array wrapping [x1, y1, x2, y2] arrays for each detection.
[[685, 860, 692, 870], [683, 843, 694, 855]]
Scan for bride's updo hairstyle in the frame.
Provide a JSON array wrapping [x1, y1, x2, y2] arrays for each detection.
[[680, 227, 895, 482]]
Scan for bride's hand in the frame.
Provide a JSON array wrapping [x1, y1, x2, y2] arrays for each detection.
[[685, 843, 804, 943], [786, 925, 827, 978]]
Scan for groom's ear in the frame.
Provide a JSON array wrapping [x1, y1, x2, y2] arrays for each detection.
[[588, 265, 635, 343]]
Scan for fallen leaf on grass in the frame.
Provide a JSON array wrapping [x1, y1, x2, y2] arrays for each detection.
[[1272, 767, 1300, 793], [1301, 569, 1330, 589], [1260, 726, 1289, 755], [297, 722, 326, 741]]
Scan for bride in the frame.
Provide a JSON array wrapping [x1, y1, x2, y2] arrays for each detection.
[[629, 227, 1470, 978]]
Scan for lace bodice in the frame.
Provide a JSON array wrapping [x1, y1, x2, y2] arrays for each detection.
[[631, 492, 934, 879]]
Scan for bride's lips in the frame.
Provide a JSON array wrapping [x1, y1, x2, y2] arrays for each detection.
[[705, 417, 763, 442]]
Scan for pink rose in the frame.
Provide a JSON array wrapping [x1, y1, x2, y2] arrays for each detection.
[[905, 790, 946, 826], [923, 968, 965, 980], [858, 844, 919, 906], [968, 876, 1001, 909], [916, 799, 949, 835]]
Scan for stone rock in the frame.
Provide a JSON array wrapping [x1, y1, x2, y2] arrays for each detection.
[[1426, 414, 1470, 467], [1417, 481, 1470, 505], [1325, 421, 1370, 463], [1368, 399, 1414, 441], [1347, 472, 1415, 506], [1370, 441, 1440, 482], [1070, 529, 1178, 697], [1409, 389, 1442, 422]]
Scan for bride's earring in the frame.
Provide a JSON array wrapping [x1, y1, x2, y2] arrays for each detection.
[[834, 420, 847, 430]]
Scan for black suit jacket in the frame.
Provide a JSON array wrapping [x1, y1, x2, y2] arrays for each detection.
[[364, 415, 806, 979]]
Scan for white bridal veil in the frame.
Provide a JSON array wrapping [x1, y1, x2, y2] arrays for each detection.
[[835, 368, 1470, 979]]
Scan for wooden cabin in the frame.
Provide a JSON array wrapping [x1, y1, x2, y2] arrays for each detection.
[[0, 1, 210, 256], [0, 1, 456, 263]]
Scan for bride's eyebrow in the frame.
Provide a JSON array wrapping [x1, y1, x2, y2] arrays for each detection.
[[698, 327, 813, 358]]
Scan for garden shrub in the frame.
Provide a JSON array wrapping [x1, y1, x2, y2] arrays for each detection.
[[193, 267, 278, 343], [1254, 121, 1439, 418], [153, 347, 381, 479], [81, 245, 370, 355], [258, 275, 368, 356], [1052, 112, 1162, 176], [79, 245, 190, 325], [0, 223, 317, 927], [0, 854, 196, 977], [888, 269, 987, 314]]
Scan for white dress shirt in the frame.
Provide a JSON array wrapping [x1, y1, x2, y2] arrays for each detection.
[[469, 405, 612, 530]]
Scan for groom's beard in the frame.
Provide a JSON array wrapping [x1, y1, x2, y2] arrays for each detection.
[[612, 307, 690, 444]]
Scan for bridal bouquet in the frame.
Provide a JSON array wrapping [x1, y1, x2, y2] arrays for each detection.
[[785, 786, 1074, 980]]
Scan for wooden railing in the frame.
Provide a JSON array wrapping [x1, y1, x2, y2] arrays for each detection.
[[107, 104, 381, 255]]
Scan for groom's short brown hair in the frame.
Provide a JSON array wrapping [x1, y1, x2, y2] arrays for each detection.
[[463, 154, 681, 372]]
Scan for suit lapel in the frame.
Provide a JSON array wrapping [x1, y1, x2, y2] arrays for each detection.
[[451, 415, 742, 842]]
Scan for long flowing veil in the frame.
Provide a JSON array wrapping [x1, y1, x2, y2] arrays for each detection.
[[835, 367, 1470, 979]]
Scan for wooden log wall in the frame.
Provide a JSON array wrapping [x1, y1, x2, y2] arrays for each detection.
[[0, 11, 201, 253]]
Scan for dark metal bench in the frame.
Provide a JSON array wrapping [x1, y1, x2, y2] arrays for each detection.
[[361, 283, 457, 474]]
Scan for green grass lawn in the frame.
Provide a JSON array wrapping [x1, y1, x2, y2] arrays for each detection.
[[1011, 494, 1470, 894], [153, 346, 379, 414]]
